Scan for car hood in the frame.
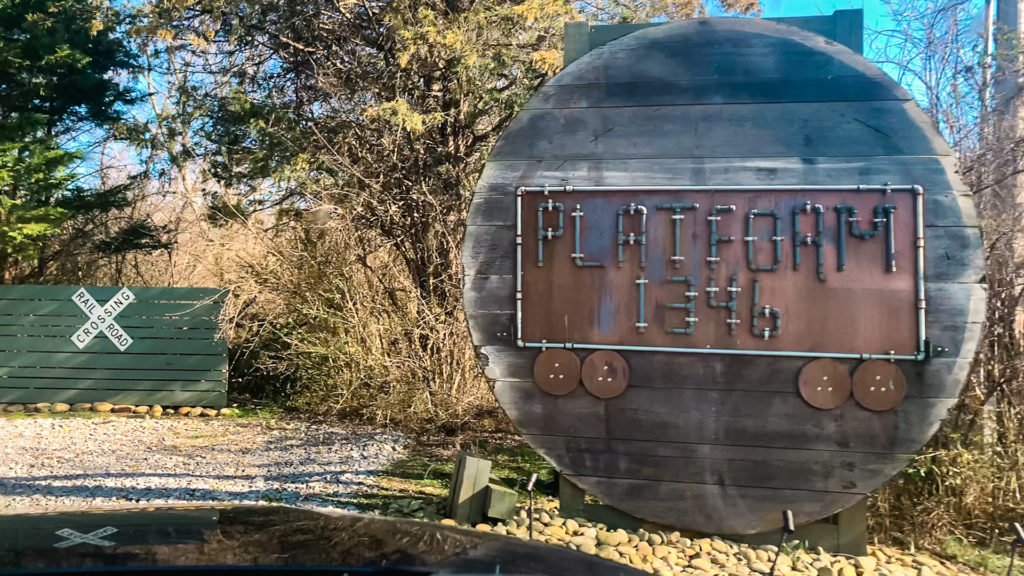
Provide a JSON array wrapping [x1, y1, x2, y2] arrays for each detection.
[[0, 505, 638, 575]]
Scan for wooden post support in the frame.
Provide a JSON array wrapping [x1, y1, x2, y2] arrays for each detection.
[[447, 452, 492, 524]]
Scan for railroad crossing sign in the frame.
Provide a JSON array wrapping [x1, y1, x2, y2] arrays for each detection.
[[70, 287, 136, 351], [53, 527, 118, 548]]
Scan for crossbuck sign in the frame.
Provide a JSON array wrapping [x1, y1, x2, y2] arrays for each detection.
[[70, 287, 136, 351]]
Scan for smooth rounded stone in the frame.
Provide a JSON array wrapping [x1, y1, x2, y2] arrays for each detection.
[[201, 408, 217, 417], [637, 542, 653, 557], [188, 407, 204, 417], [492, 525, 507, 536], [649, 533, 664, 546], [597, 531, 619, 546], [637, 529, 650, 541], [918, 568, 935, 576], [92, 402, 113, 413], [759, 545, 779, 553], [564, 518, 579, 533], [582, 527, 597, 538], [165, 408, 176, 415], [219, 408, 239, 417], [682, 546, 700, 557], [856, 557, 879, 572], [549, 516, 565, 527], [545, 525, 567, 539], [629, 534, 641, 546], [819, 567, 839, 576], [111, 405, 135, 413], [538, 511, 551, 524], [51, 403, 70, 413], [475, 523, 491, 532], [34, 403, 52, 413], [134, 406, 150, 414], [580, 543, 597, 555], [178, 406, 192, 415], [711, 540, 732, 554], [675, 535, 688, 546], [505, 519, 517, 530], [711, 552, 732, 566], [616, 544, 635, 556], [570, 535, 596, 547], [151, 406, 163, 417], [691, 557, 716, 572], [4, 404, 25, 413], [440, 518, 457, 526], [751, 562, 771, 574], [654, 546, 673, 559], [756, 550, 771, 563]]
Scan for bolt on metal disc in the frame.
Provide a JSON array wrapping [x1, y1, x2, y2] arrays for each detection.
[[581, 350, 630, 399], [532, 349, 581, 396], [852, 360, 907, 411], [798, 358, 851, 410]]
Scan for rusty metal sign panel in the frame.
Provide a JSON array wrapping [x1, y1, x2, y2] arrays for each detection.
[[515, 185, 926, 360]]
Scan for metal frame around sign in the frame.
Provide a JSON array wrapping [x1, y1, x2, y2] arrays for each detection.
[[514, 184, 928, 361]]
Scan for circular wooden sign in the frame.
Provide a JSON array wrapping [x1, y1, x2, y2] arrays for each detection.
[[463, 17, 984, 534], [852, 360, 908, 412], [532, 349, 581, 396], [582, 351, 630, 399], [798, 359, 851, 410]]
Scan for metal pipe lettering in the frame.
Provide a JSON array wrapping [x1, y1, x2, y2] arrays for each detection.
[[536, 200, 564, 266], [707, 274, 741, 334], [707, 205, 736, 271], [792, 201, 825, 282], [745, 209, 784, 272], [657, 202, 699, 268], [667, 276, 699, 335], [570, 204, 604, 267], [617, 203, 648, 267]]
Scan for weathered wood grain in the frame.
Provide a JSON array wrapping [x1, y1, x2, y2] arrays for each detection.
[[490, 101, 948, 161], [0, 351, 227, 371], [527, 76, 906, 109], [495, 380, 956, 453], [462, 16, 984, 534], [0, 388, 225, 406], [526, 435, 909, 493], [562, 475, 861, 535]]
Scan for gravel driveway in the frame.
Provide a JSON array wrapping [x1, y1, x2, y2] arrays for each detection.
[[0, 417, 405, 512]]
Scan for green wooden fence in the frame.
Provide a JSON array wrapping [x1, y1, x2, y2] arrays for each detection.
[[0, 285, 228, 407]]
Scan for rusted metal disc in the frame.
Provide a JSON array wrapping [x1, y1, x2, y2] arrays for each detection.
[[798, 359, 851, 410], [532, 349, 581, 396], [582, 350, 630, 399], [852, 360, 907, 411]]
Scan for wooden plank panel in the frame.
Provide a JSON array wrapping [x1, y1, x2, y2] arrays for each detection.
[[0, 315, 219, 329], [0, 367, 225, 381], [552, 23, 894, 89], [0, 325, 218, 338], [462, 225, 515, 277], [475, 157, 971, 200], [489, 101, 947, 161], [481, 347, 969, 398], [0, 352, 228, 370], [526, 435, 910, 493], [0, 336, 226, 355], [494, 380, 957, 453], [0, 301, 221, 318], [0, 378, 223, 390], [563, 475, 860, 535], [0, 285, 226, 301], [0, 388, 226, 406], [925, 227, 985, 283], [527, 76, 905, 109]]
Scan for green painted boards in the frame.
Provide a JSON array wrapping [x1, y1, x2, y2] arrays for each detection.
[[0, 285, 227, 407]]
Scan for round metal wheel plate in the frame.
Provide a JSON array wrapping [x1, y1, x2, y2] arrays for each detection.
[[582, 350, 630, 399], [532, 349, 581, 396], [798, 358, 851, 410], [852, 360, 907, 412]]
